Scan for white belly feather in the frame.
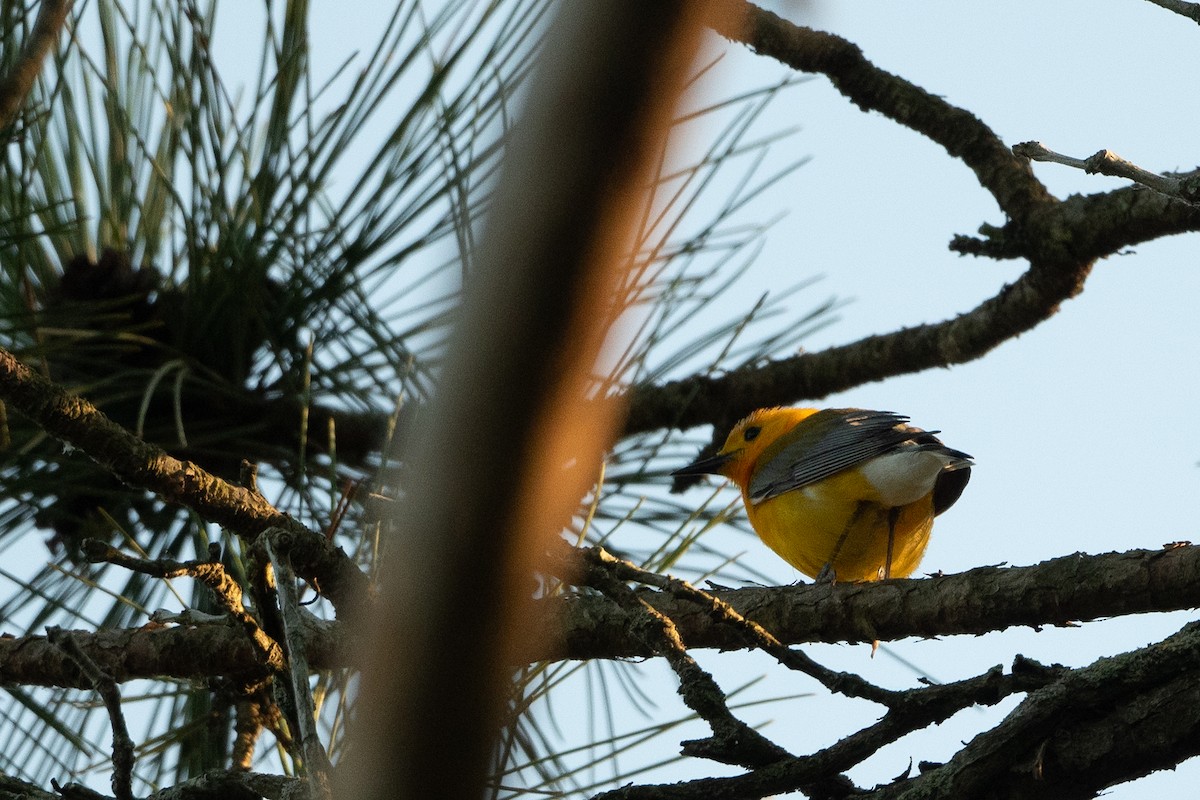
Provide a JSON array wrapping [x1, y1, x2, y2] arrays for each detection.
[[858, 448, 958, 507]]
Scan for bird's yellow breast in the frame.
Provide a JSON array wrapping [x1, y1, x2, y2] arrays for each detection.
[[743, 469, 935, 582]]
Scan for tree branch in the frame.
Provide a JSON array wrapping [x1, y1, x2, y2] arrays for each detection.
[[950, 181, 1200, 260], [592, 657, 1062, 800], [885, 620, 1200, 799], [46, 627, 135, 800], [0, 620, 336, 689], [81, 539, 285, 684], [593, 620, 1200, 799], [708, 1, 1052, 221], [585, 551, 792, 769], [1144, 0, 1200, 24], [539, 545, 1200, 661], [0, 346, 371, 619], [6, 545, 1198, 687], [1014, 140, 1200, 205]]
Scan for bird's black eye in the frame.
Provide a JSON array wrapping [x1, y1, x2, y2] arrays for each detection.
[[743, 425, 761, 442]]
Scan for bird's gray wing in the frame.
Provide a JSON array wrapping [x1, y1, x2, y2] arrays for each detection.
[[748, 409, 918, 503]]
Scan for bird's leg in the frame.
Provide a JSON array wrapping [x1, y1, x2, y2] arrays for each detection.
[[883, 506, 901, 580], [817, 500, 867, 583]]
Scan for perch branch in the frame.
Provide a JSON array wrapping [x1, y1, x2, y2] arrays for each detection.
[[6, 545, 1200, 687], [539, 544, 1200, 661]]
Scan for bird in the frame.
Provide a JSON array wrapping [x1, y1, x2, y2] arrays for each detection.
[[673, 407, 972, 582]]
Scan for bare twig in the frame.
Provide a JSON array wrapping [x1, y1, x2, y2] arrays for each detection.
[[81, 539, 285, 679], [584, 552, 792, 769], [1014, 140, 1200, 206], [582, 545, 898, 705], [46, 627, 135, 800], [0, 0, 72, 132], [6, 545, 1200, 689], [263, 531, 333, 800]]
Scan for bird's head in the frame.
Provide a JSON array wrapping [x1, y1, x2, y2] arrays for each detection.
[[672, 407, 818, 491]]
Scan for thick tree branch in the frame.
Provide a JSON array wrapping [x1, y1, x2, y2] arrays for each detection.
[[6, 545, 1198, 687], [540, 545, 1200, 661], [0, 346, 371, 618], [0, 621, 334, 689], [0, 774, 57, 800], [624, 1, 1082, 437], [1145, 0, 1200, 24], [884, 620, 1200, 799], [626, 232, 1093, 438]]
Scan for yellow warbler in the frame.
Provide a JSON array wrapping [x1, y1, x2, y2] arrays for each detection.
[[673, 407, 972, 581]]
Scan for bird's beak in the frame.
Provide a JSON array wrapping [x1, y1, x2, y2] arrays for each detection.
[[671, 450, 734, 478]]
